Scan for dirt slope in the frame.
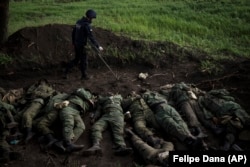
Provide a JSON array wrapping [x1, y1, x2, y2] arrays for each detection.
[[0, 24, 250, 167]]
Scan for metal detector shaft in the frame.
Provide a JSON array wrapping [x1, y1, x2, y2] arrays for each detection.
[[97, 52, 119, 80], [91, 44, 119, 80]]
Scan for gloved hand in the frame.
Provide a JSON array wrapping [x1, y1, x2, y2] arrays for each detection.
[[98, 46, 103, 51]]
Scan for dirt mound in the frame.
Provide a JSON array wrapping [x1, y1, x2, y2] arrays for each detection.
[[1, 24, 209, 70], [0, 24, 250, 167]]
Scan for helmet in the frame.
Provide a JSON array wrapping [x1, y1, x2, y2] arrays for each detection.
[[86, 9, 97, 19]]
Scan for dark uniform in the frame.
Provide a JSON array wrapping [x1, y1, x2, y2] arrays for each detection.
[[64, 9, 102, 79]]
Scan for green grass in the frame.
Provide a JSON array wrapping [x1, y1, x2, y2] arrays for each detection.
[[8, 0, 250, 58]]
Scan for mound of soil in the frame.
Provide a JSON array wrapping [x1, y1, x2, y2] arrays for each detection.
[[0, 24, 250, 167]]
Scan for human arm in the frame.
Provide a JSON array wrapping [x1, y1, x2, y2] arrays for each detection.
[[85, 24, 103, 51]]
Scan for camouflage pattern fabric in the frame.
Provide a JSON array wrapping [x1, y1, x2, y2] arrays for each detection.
[[165, 83, 203, 128], [123, 97, 160, 141], [35, 93, 69, 135], [26, 80, 55, 100], [21, 101, 43, 128], [19, 80, 56, 129], [153, 103, 192, 141], [0, 109, 10, 162], [130, 131, 174, 165], [198, 89, 250, 128], [2, 88, 24, 105], [91, 95, 126, 148], [142, 91, 192, 141], [0, 101, 17, 118], [91, 109, 126, 148], [60, 105, 85, 142]]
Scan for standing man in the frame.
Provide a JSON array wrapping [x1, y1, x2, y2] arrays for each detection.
[[64, 9, 103, 80]]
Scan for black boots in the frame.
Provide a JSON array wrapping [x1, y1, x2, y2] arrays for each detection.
[[184, 136, 203, 150], [82, 141, 102, 156], [64, 140, 84, 153], [53, 141, 66, 153], [146, 136, 163, 149], [114, 146, 133, 156], [24, 127, 35, 144], [45, 134, 58, 148]]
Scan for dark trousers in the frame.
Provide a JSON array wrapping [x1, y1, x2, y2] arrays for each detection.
[[65, 45, 87, 76]]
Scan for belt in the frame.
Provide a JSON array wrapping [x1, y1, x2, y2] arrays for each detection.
[[68, 102, 81, 110]]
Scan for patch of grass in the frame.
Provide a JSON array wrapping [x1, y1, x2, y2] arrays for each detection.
[[8, 0, 250, 59], [200, 60, 224, 76]]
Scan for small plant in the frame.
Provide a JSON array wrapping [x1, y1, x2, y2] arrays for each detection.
[[0, 53, 13, 65], [200, 60, 223, 76]]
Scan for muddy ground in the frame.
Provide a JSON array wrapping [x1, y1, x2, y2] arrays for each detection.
[[0, 24, 250, 167]]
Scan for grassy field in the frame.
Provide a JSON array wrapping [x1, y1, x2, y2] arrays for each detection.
[[8, 0, 250, 58]]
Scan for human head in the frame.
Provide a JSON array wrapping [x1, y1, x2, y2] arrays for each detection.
[[86, 9, 97, 19]]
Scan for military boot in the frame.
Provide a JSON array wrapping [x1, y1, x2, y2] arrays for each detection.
[[53, 141, 66, 153], [45, 133, 58, 148], [114, 146, 133, 156], [192, 127, 208, 138], [82, 141, 102, 156], [147, 136, 163, 149], [210, 125, 225, 135], [220, 133, 235, 151], [184, 136, 203, 150], [125, 128, 135, 137], [64, 140, 84, 153], [156, 151, 170, 167], [24, 127, 35, 144]]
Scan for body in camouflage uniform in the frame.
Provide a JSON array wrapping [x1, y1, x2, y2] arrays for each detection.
[[82, 94, 132, 156], [122, 93, 163, 148], [0, 97, 21, 163], [196, 89, 250, 150], [125, 128, 174, 167], [142, 91, 203, 150], [34, 92, 69, 151], [59, 88, 94, 152], [16, 79, 56, 143], [160, 82, 207, 137]]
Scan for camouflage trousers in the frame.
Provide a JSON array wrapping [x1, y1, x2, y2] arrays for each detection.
[[130, 132, 174, 165], [60, 106, 85, 142], [22, 101, 43, 128], [154, 104, 191, 141], [35, 110, 59, 136], [130, 105, 159, 140], [91, 110, 126, 148]]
